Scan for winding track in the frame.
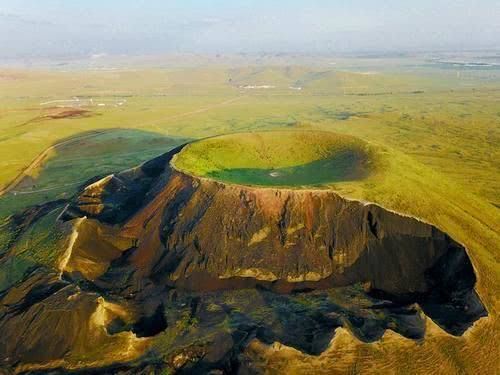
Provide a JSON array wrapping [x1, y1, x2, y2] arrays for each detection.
[[0, 96, 244, 197], [0, 130, 113, 197]]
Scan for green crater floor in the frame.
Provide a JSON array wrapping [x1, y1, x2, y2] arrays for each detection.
[[173, 131, 373, 187]]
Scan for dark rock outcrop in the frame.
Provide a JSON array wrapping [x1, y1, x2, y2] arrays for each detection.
[[0, 147, 487, 373], [64, 149, 485, 309]]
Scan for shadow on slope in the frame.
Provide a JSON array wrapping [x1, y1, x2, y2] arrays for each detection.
[[0, 128, 190, 216], [0, 128, 189, 294], [207, 149, 369, 187]]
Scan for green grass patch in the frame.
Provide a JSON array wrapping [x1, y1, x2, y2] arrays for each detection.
[[173, 130, 375, 187]]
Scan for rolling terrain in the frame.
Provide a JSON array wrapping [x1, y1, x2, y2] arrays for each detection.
[[0, 135, 488, 372], [0, 55, 499, 373]]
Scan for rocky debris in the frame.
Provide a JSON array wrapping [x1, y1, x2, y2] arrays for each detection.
[[0, 273, 97, 364], [60, 147, 487, 334], [0, 200, 66, 258], [64, 145, 183, 224], [60, 150, 485, 304], [0, 146, 488, 373]]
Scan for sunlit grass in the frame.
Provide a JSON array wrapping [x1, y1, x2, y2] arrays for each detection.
[[0, 62, 498, 372], [173, 130, 375, 187]]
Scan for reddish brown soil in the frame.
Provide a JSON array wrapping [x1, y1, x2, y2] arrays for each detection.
[[44, 108, 93, 120]]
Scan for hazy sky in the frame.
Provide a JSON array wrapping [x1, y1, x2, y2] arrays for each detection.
[[1, 0, 499, 58]]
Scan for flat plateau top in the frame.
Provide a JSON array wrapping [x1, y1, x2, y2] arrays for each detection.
[[172, 130, 374, 187]]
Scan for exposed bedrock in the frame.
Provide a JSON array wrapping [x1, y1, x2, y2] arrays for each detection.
[[61, 149, 486, 335], [0, 147, 488, 371]]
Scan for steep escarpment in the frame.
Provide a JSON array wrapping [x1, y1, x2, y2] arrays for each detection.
[[63, 146, 486, 331], [0, 139, 487, 373]]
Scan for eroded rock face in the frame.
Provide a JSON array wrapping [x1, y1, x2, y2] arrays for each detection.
[[0, 272, 146, 369], [62, 148, 487, 335], [0, 147, 487, 373], [66, 148, 482, 300]]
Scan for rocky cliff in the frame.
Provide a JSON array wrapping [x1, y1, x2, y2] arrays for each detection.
[[65, 147, 483, 301], [0, 146, 487, 373]]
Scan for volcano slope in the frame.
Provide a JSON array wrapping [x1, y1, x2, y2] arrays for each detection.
[[0, 131, 488, 373]]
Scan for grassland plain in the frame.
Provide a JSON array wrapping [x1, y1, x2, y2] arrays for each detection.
[[0, 58, 499, 373]]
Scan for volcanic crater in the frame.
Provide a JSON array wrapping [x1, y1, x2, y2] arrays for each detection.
[[0, 131, 488, 373]]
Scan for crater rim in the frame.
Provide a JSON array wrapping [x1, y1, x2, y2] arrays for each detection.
[[171, 130, 376, 189]]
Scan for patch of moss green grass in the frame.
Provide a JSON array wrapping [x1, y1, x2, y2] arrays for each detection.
[[173, 131, 375, 187], [0, 207, 66, 292]]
